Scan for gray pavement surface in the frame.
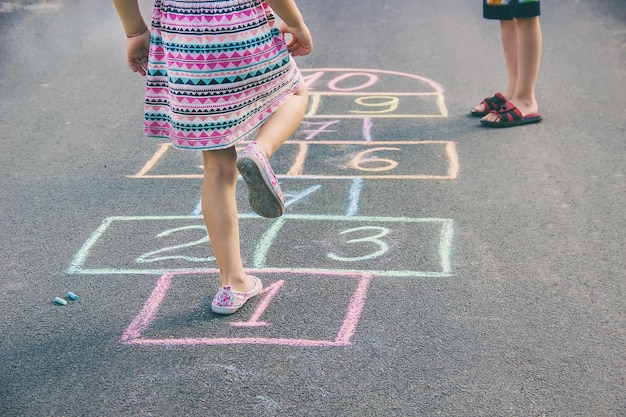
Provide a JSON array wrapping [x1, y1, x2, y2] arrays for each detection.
[[1, 0, 625, 416]]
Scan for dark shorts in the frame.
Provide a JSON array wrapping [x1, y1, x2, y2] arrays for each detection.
[[483, 0, 541, 20]]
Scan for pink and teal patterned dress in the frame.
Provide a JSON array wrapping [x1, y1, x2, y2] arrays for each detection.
[[145, 0, 303, 150]]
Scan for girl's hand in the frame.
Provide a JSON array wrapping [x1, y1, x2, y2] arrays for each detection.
[[126, 30, 150, 76], [279, 21, 313, 57]]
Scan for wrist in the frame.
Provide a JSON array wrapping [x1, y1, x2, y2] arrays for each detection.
[[126, 25, 148, 38]]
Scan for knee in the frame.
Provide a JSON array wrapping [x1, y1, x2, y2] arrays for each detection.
[[202, 149, 238, 183]]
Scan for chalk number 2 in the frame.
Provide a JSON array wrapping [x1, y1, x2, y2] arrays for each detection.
[[136, 226, 213, 264]]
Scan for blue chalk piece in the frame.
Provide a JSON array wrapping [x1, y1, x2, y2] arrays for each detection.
[[54, 297, 67, 306], [66, 292, 79, 301]]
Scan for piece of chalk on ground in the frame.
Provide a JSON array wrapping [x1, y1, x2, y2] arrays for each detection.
[[54, 297, 67, 306], [66, 292, 79, 300]]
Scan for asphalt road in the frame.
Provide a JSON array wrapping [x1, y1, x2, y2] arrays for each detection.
[[1, 0, 625, 416]]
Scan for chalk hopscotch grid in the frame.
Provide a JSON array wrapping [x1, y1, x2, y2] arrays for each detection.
[[61, 69, 456, 348], [67, 214, 454, 278]]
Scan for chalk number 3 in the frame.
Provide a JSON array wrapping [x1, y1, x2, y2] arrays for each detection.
[[327, 226, 390, 262]]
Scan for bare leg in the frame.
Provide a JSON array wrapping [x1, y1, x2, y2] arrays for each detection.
[[473, 20, 517, 114], [201, 148, 252, 293], [253, 84, 309, 158], [500, 19, 519, 100], [511, 16, 541, 115]]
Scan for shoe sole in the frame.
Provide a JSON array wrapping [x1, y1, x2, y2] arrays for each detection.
[[236, 156, 285, 218], [480, 115, 542, 128]]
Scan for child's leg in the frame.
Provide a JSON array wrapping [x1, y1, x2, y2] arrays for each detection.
[[201, 148, 253, 293], [511, 16, 541, 113], [473, 20, 517, 114], [500, 19, 519, 100], [253, 84, 309, 158]]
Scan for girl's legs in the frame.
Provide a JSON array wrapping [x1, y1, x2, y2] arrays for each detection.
[[201, 85, 309, 295], [253, 84, 309, 158], [201, 148, 252, 293], [482, 16, 541, 121]]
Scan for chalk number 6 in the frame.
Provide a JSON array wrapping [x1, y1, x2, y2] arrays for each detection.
[[327, 226, 390, 262]]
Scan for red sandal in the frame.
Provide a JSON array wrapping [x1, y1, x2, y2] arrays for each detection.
[[470, 92, 508, 117], [480, 102, 542, 128]]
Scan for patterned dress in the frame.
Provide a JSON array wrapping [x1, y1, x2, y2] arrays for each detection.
[[145, 0, 303, 150]]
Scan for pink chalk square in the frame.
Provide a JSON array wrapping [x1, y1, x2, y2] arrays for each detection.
[[121, 269, 371, 347]]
